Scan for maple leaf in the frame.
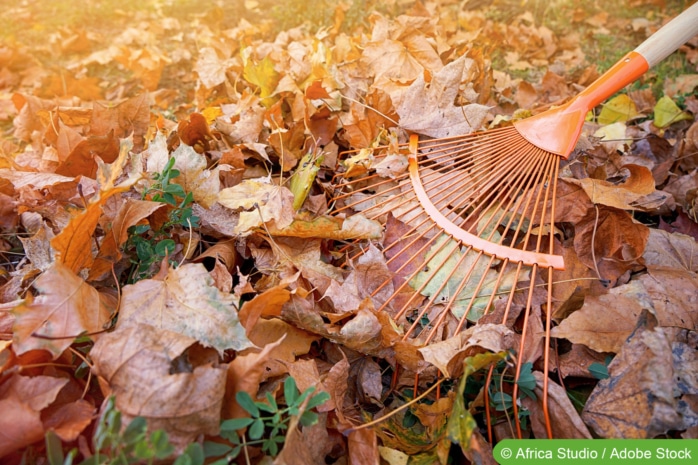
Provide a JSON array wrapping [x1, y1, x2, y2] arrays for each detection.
[[11, 262, 115, 358], [395, 55, 491, 138], [243, 55, 280, 107], [117, 262, 252, 354]]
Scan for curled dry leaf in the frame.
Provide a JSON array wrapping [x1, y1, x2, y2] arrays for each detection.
[[91, 323, 226, 451], [223, 335, 286, 420], [566, 164, 657, 211], [418, 323, 512, 378], [118, 262, 252, 354]]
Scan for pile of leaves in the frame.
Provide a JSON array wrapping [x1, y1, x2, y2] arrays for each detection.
[[1, 0, 697, 463]]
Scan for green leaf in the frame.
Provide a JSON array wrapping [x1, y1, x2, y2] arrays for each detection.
[[249, 418, 265, 440], [154, 239, 175, 257], [589, 361, 610, 380], [236, 392, 260, 417], [123, 417, 147, 445], [220, 417, 254, 432], [203, 441, 233, 458], [491, 391, 513, 411], [299, 410, 319, 427], [180, 442, 204, 465], [305, 391, 330, 410], [164, 183, 186, 197], [654, 95, 692, 128], [516, 362, 537, 398], [266, 392, 279, 411], [257, 401, 277, 414], [151, 429, 175, 458], [45, 431, 64, 465], [284, 376, 299, 407]]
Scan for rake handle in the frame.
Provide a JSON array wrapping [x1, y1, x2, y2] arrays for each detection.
[[635, 2, 698, 68], [575, 2, 698, 111], [514, 3, 698, 158]]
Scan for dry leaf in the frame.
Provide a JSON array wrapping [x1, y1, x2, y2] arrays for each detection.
[[118, 263, 252, 354], [551, 280, 652, 353], [582, 318, 696, 438], [217, 179, 295, 234], [0, 374, 68, 457], [12, 263, 114, 358], [643, 228, 698, 272], [396, 55, 490, 138], [637, 267, 698, 329], [91, 323, 226, 451], [566, 164, 656, 211], [573, 206, 649, 284], [223, 336, 286, 420]]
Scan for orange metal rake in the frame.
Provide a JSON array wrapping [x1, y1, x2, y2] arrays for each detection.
[[329, 3, 698, 439]]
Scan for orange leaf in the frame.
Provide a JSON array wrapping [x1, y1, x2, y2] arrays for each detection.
[[11, 262, 115, 358]]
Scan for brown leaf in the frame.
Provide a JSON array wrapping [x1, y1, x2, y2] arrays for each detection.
[[12, 263, 114, 358], [43, 399, 96, 442], [643, 228, 698, 272], [573, 206, 649, 284], [348, 427, 380, 465], [320, 357, 350, 419], [89, 199, 165, 281], [551, 280, 651, 353], [582, 318, 695, 438], [638, 267, 698, 330], [273, 413, 335, 465], [55, 130, 120, 178], [91, 324, 226, 450], [238, 282, 292, 331], [0, 374, 68, 456], [50, 182, 130, 274], [566, 164, 657, 211], [118, 263, 252, 354], [396, 55, 490, 138], [223, 335, 286, 420], [90, 93, 150, 152], [557, 344, 610, 379]]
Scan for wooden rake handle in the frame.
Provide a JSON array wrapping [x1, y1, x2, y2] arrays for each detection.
[[514, 3, 698, 158], [635, 2, 698, 67]]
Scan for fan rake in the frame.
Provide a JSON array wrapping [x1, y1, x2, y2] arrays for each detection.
[[328, 3, 698, 440]]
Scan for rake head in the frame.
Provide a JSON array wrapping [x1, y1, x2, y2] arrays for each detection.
[[330, 128, 562, 340], [328, 126, 564, 438]]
